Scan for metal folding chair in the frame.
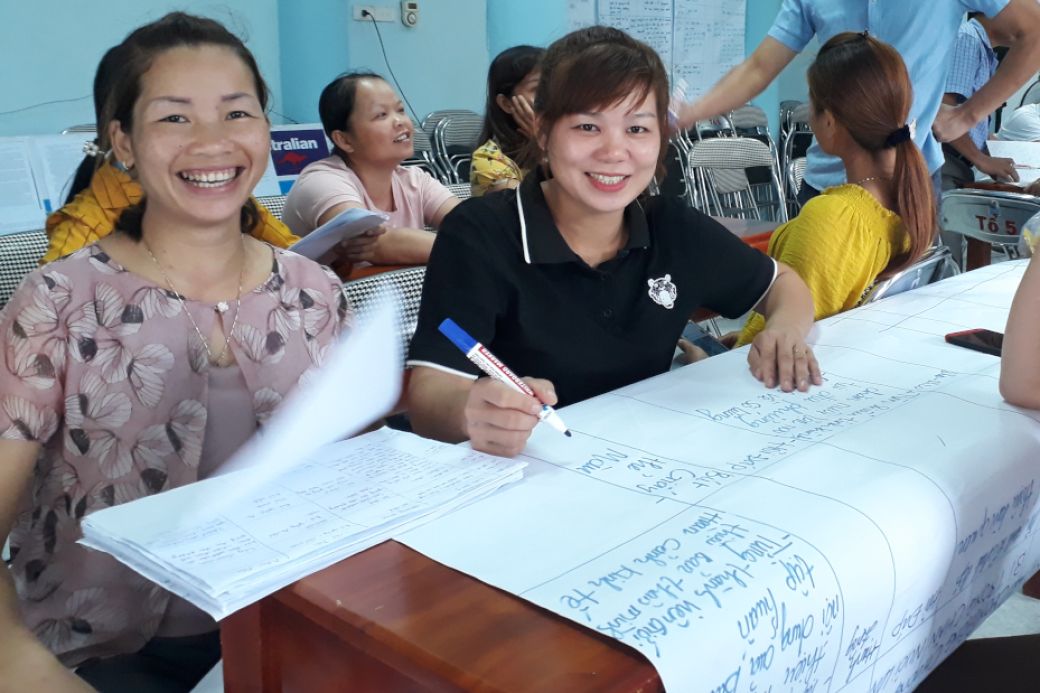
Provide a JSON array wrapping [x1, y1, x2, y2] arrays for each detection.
[[0, 229, 49, 310], [432, 114, 484, 184], [342, 266, 427, 361], [1020, 79, 1040, 107], [255, 194, 287, 221], [686, 137, 788, 222], [443, 182, 473, 201], [940, 189, 1040, 267], [859, 245, 960, 304]]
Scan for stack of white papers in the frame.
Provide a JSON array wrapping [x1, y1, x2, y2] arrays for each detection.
[[287, 207, 386, 260], [80, 428, 525, 619]]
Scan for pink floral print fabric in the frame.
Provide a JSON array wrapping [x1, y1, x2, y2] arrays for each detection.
[[0, 243, 350, 665]]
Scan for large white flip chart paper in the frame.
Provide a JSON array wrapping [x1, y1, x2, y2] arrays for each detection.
[[400, 262, 1040, 692]]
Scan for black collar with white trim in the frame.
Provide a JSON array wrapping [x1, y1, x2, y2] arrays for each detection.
[[516, 167, 651, 265]]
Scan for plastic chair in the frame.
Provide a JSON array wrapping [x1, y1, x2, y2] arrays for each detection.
[[342, 266, 427, 361], [686, 137, 788, 222], [255, 194, 287, 221], [0, 229, 49, 310], [860, 245, 960, 304]]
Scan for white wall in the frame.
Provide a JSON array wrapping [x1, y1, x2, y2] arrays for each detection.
[[0, 0, 282, 136]]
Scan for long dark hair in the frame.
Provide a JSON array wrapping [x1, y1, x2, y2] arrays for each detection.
[[318, 71, 384, 163], [65, 44, 129, 203], [809, 33, 934, 274], [478, 45, 543, 168], [107, 12, 270, 239], [535, 26, 670, 179]]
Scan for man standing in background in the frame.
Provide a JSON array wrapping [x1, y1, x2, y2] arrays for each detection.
[[941, 12, 1019, 190], [676, 0, 1040, 205]]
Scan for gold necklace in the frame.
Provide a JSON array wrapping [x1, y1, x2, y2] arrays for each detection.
[[854, 175, 888, 186], [142, 236, 246, 365]]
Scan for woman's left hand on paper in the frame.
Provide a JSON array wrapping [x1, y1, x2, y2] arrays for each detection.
[[747, 325, 821, 393]]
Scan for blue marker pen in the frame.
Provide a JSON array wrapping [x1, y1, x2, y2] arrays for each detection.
[[438, 318, 571, 437]]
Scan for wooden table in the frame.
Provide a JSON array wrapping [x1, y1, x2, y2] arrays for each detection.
[[222, 541, 661, 692]]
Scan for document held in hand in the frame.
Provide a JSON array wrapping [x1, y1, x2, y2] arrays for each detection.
[[288, 207, 387, 260], [77, 295, 528, 619]]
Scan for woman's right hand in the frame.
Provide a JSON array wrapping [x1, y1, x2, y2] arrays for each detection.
[[463, 376, 557, 457]]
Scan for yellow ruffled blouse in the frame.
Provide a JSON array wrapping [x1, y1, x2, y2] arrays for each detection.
[[737, 184, 909, 346]]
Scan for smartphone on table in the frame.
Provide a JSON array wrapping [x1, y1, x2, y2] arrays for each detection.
[[944, 328, 1004, 356]]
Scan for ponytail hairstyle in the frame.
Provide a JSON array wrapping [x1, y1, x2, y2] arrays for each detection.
[[65, 44, 128, 203], [104, 12, 269, 240], [808, 32, 935, 274], [479, 45, 544, 169]]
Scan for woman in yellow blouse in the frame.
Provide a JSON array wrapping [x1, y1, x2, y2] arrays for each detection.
[[470, 45, 544, 196], [42, 44, 297, 265], [738, 33, 934, 346]]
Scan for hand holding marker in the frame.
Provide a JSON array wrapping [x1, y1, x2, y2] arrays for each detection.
[[438, 319, 572, 437]]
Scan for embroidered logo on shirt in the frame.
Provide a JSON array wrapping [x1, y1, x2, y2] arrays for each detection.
[[647, 274, 677, 309]]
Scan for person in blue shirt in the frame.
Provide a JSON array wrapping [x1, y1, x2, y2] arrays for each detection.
[[675, 0, 1040, 205], [941, 13, 1019, 190]]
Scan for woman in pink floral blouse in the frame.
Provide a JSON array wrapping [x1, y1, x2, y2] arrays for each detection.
[[0, 13, 351, 692]]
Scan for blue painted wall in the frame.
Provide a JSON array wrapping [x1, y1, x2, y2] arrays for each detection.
[[0, 1, 282, 136], [0, 2, 808, 138]]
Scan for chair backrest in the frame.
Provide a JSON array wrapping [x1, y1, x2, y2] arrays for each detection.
[[729, 105, 769, 133], [860, 245, 960, 304], [688, 137, 774, 170], [444, 182, 472, 200], [0, 229, 49, 311], [420, 109, 480, 134], [686, 138, 788, 222], [255, 194, 287, 221], [61, 123, 97, 134], [940, 189, 1040, 246], [432, 114, 484, 183], [342, 266, 427, 360], [1021, 79, 1040, 107]]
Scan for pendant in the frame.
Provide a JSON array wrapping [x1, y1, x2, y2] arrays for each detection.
[[216, 301, 230, 313]]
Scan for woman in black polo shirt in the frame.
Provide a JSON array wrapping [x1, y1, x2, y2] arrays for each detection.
[[407, 26, 822, 457]]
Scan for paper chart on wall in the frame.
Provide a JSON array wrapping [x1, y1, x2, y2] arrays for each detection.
[[0, 137, 46, 235], [578, 1, 747, 100], [567, 0, 597, 30], [399, 262, 1040, 692], [27, 134, 93, 212]]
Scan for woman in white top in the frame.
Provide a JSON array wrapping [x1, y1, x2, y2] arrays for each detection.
[[283, 72, 460, 272]]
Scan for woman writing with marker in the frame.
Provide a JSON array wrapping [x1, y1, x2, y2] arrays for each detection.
[[406, 26, 822, 458]]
